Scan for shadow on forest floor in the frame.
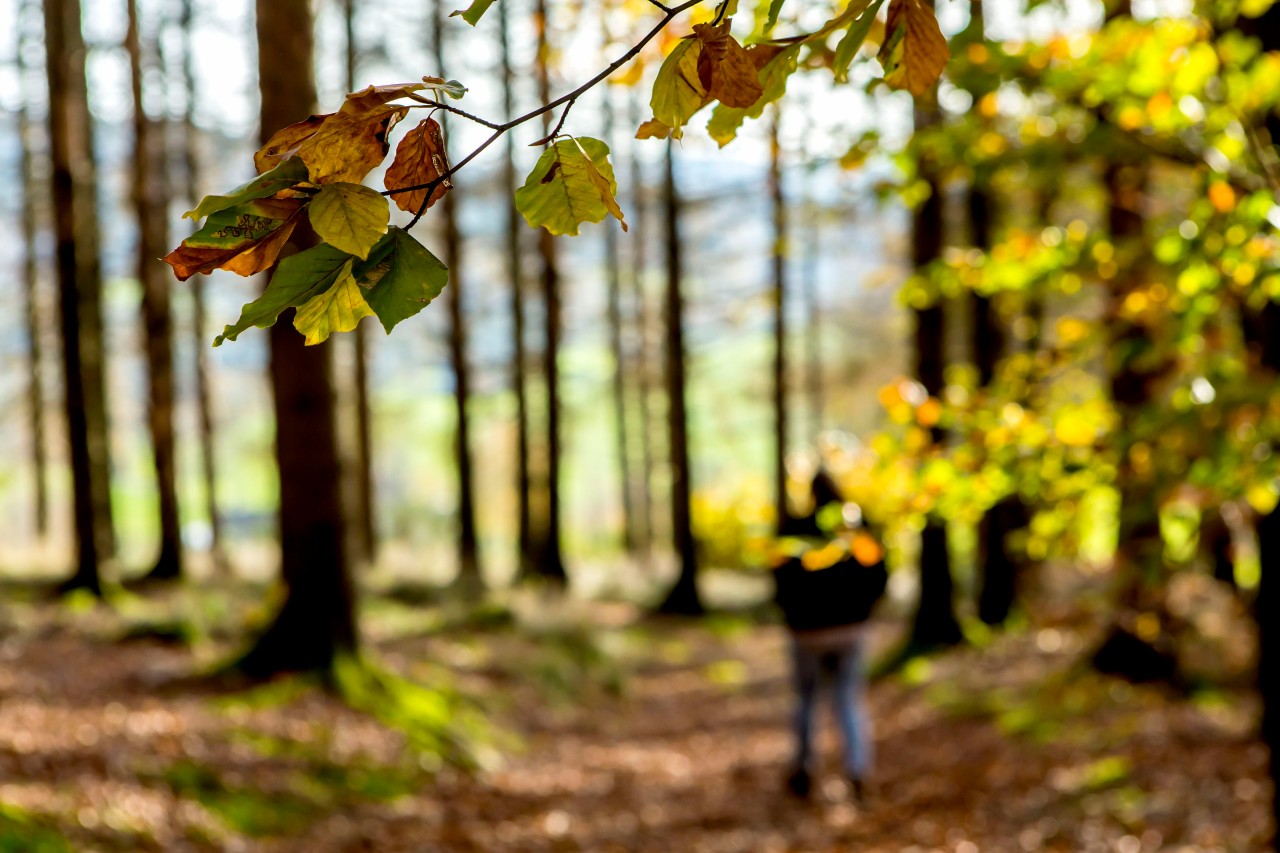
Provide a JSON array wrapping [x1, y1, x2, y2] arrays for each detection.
[[0, 566, 1271, 851]]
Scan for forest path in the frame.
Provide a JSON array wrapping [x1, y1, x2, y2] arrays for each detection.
[[0, 589, 1270, 852]]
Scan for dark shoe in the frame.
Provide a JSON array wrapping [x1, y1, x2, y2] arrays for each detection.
[[785, 768, 812, 800], [848, 776, 870, 804]]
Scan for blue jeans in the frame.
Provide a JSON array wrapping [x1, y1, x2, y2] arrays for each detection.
[[789, 633, 872, 779]]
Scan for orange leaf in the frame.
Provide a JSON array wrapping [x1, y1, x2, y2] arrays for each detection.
[[341, 82, 427, 115], [164, 199, 305, 280], [255, 114, 328, 175], [384, 118, 452, 214], [299, 106, 409, 185]]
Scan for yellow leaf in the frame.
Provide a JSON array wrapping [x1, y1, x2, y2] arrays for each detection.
[[801, 541, 846, 570], [635, 118, 673, 140], [572, 138, 628, 233], [308, 182, 390, 260], [878, 0, 949, 96], [649, 38, 710, 139], [293, 262, 376, 345], [693, 19, 763, 109], [299, 106, 409, 184], [255, 114, 328, 175]]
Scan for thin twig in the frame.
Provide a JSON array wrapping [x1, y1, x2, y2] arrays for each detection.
[[405, 95, 504, 130], [390, 0, 708, 230], [644, 0, 672, 11]]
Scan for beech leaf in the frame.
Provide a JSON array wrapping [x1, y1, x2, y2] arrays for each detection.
[[308, 182, 390, 260], [649, 38, 710, 140], [214, 243, 355, 345], [572, 138, 627, 233], [255, 114, 328, 175], [164, 198, 305, 280], [694, 20, 763, 109], [878, 0, 949, 96], [293, 265, 376, 345], [449, 0, 496, 26], [706, 44, 800, 147], [341, 82, 427, 115], [421, 76, 468, 100], [385, 118, 452, 214], [357, 227, 450, 333], [514, 137, 621, 237], [833, 0, 886, 83], [184, 157, 309, 221]]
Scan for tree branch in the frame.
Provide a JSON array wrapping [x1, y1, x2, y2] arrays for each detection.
[[388, 0, 709, 230]]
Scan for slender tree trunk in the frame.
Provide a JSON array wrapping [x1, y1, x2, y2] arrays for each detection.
[[602, 72, 636, 554], [1238, 7, 1280, 842], [657, 142, 702, 615], [908, 13, 961, 646], [433, 2, 481, 589], [177, 0, 227, 573], [500, 0, 535, 579], [343, 0, 378, 566], [237, 0, 356, 677], [769, 107, 789, 530], [801, 163, 822, 440], [129, 0, 183, 582], [45, 0, 112, 594], [17, 0, 49, 539], [628, 87, 655, 559], [533, 0, 566, 581]]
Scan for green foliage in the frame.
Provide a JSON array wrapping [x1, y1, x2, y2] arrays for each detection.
[[183, 157, 309, 222], [0, 804, 71, 853], [307, 182, 390, 259], [450, 0, 496, 26]]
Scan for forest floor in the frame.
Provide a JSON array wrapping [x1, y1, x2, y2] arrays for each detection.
[[0, 569, 1272, 852]]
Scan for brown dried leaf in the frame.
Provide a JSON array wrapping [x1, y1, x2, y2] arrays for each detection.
[[879, 0, 949, 96], [255, 114, 328, 175], [384, 118, 452, 214], [164, 203, 304, 280], [693, 20, 763, 109], [298, 105, 409, 184], [341, 82, 427, 115]]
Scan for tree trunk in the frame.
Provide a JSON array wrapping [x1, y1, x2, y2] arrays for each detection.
[[129, 0, 183, 583], [45, 0, 113, 594], [908, 20, 961, 647], [344, 0, 378, 566], [176, 0, 227, 574], [657, 142, 702, 615], [801, 160, 823, 440], [17, 0, 49, 539], [628, 87, 655, 559], [236, 0, 356, 677], [601, 66, 636, 554], [433, 2, 481, 590], [533, 0, 566, 581], [769, 107, 789, 532], [500, 0, 535, 579]]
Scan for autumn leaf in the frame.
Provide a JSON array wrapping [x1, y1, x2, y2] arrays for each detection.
[[385, 118, 452, 214], [308, 182, 390, 259], [635, 118, 673, 140], [833, 0, 886, 83], [450, 0, 496, 26], [184, 157, 309, 221], [878, 0, 949, 96], [514, 137, 621, 237], [164, 198, 305, 280], [762, 0, 785, 33], [214, 243, 355, 345], [357, 228, 450, 333], [255, 114, 328, 174], [706, 44, 800, 147], [694, 20, 763, 109], [293, 265, 376, 345], [297, 106, 409, 184], [571, 137, 627, 233], [420, 76, 468, 100], [649, 38, 710, 139], [341, 82, 427, 115]]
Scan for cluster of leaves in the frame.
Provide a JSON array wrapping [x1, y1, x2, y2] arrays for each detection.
[[168, 0, 954, 344]]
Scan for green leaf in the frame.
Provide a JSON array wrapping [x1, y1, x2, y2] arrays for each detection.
[[213, 243, 354, 346], [308, 182, 389, 259], [184, 158, 309, 221], [357, 228, 450, 333], [421, 77, 469, 100], [449, 0, 496, 26], [833, 0, 886, 83], [762, 0, 785, 33], [649, 39, 709, 140], [293, 265, 376, 345], [514, 138, 620, 237], [706, 45, 799, 147]]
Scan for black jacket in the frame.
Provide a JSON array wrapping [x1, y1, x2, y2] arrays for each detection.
[[773, 538, 887, 632]]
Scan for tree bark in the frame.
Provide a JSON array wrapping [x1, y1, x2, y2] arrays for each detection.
[[45, 0, 113, 594], [908, 18, 961, 646], [344, 0, 378, 566], [657, 142, 702, 615], [628, 87, 655, 559], [129, 0, 183, 582], [17, 0, 49, 539], [770, 108, 789, 532], [432, 2, 481, 589], [237, 0, 356, 677], [500, 0, 535, 579], [601, 65, 637, 554], [533, 0, 566, 581]]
